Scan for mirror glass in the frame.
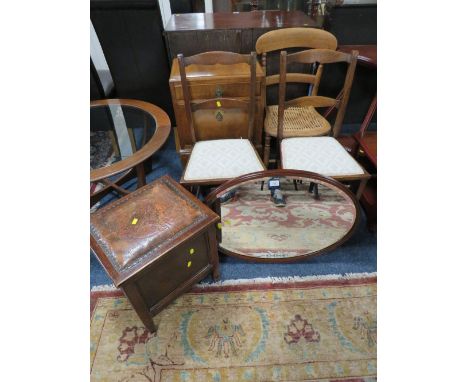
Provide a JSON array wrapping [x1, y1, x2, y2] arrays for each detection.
[[215, 175, 358, 261]]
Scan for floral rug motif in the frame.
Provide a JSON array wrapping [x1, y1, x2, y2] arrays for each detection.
[[91, 277, 376, 381], [220, 181, 356, 259]]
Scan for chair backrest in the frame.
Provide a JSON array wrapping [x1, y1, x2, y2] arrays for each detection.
[[177, 51, 257, 144], [255, 28, 338, 95], [277, 49, 358, 139]]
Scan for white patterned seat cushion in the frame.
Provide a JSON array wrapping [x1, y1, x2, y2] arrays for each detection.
[[281, 137, 364, 176], [183, 139, 265, 181]]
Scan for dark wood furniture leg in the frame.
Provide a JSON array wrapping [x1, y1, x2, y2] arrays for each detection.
[[263, 135, 271, 166], [207, 228, 220, 281], [356, 178, 369, 201], [122, 283, 157, 333], [213, 199, 222, 244], [136, 163, 147, 188]]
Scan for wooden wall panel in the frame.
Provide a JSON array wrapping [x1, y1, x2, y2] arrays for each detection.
[[91, 0, 175, 122]]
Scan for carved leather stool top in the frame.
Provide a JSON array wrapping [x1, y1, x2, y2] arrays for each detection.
[[90, 175, 219, 286]]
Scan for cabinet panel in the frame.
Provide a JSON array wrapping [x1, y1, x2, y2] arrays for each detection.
[[173, 81, 261, 100], [136, 233, 209, 309], [196, 30, 242, 53]]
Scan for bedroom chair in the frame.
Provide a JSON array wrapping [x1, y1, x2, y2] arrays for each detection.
[[178, 51, 265, 189], [255, 28, 338, 166], [277, 48, 370, 200]]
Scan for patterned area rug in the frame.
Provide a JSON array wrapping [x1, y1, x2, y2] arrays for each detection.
[[91, 276, 376, 381], [91, 131, 115, 170], [220, 181, 356, 259]]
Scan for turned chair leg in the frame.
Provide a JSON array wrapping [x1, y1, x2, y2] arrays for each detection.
[[263, 135, 271, 167], [314, 183, 319, 200], [308, 182, 319, 199], [356, 178, 368, 201]]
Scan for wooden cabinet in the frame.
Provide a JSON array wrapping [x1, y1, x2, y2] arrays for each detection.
[[169, 58, 266, 166], [90, 175, 220, 332], [164, 11, 325, 61]]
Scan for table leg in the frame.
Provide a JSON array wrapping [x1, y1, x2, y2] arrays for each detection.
[[136, 164, 146, 188]]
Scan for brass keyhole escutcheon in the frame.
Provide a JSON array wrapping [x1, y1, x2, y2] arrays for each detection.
[[215, 110, 224, 122], [215, 86, 223, 98]]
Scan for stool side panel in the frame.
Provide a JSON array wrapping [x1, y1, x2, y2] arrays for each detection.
[[135, 232, 210, 309]]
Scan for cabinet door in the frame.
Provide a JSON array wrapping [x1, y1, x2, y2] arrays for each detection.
[[136, 233, 210, 310]]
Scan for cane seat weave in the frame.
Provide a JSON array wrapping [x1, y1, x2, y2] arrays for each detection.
[[264, 105, 331, 138]]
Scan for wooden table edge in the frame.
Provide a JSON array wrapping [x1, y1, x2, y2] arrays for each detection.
[[90, 99, 172, 183]]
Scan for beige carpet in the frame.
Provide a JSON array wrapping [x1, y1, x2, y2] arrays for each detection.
[[91, 276, 376, 381]]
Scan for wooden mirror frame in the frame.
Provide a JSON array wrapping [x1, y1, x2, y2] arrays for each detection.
[[205, 169, 361, 263]]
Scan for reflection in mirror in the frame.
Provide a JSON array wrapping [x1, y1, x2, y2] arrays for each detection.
[[216, 176, 357, 260]]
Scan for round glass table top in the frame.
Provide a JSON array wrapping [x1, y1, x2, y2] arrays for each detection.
[[90, 99, 171, 183], [90, 105, 156, 171], [206, 170, 360, 262]]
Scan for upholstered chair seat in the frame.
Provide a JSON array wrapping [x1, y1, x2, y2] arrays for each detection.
[[183, 139, 264, 182], [281, 136, 365, 177]]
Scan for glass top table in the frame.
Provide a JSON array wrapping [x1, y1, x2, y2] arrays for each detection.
[[205, 169, 360, 262], [90, 99, 171, 185]]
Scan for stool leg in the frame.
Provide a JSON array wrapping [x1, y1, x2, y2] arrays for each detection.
[[263, 135, 271, 167], [122, 283, 157, 333], [356, 178, 369, 201], [207, 228, 220, 281]]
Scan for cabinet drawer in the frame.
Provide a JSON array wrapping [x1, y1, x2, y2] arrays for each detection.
[[173, 81, 261, 100], [136, 233, 210, 309]]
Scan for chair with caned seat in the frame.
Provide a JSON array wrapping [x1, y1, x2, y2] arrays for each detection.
[[255, 27, 338, 166], [277, 48, 371, 200], [178, 51, 265, 189]]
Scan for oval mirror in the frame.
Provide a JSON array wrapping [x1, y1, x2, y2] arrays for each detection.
[[205, 169, 360, 262]]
